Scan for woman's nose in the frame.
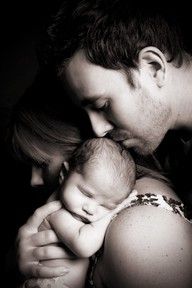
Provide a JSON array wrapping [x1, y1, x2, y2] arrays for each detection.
[[82, 203, 97, 215], [30, 166, 44, 187], [87, 110, 113, 137]]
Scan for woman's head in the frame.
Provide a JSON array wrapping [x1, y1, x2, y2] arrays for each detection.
[[10, 71, 92, 190], [12, 110, 84, 189]]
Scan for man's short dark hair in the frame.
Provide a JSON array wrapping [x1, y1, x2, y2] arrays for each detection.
[[42, 0, 188, 73]]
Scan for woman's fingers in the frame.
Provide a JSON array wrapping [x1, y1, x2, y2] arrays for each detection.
[[28, 262, 69, 278], [31, 230, 59, 246], [24, 277, 69, 288], [26, 201, 62, 231], [33, 245, 75, 261]]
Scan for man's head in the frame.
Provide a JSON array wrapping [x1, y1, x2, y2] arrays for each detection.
[[60, 138, 135, 222], [44, 0, 188, 154]]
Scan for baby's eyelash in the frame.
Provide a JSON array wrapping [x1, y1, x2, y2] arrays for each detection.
[[82, 190, 92, 198], [78, 185, 93, 198]]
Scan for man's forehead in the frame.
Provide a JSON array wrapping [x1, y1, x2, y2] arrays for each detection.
[[65, 51, 112, 90]]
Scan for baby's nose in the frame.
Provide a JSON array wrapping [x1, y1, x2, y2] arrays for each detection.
[[82, 203, 96, 215]]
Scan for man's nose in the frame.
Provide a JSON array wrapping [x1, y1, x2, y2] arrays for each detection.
[[30, 166, 44, 187], [87, 110, 113, 137]]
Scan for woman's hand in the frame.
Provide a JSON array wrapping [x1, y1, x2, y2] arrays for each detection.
[[16, 201, 72, 278]]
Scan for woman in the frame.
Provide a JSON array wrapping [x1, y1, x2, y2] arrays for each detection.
[[7, 72, 92, 287], [10, 75, 192, 287]]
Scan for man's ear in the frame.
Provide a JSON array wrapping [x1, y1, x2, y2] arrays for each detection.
[[138, 46, 167, 87], [59, 161, 69, 184]]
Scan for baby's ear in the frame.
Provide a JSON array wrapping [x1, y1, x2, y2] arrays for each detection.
[[59, 162, 69, 184]]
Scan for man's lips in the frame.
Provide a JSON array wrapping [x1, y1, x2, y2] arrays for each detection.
[[109, 133, 139, 148], [108, 131, 130, 142], [120, 138, 139, 148]]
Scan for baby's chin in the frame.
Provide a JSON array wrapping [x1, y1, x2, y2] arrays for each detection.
[[89, 212, 110, 222]]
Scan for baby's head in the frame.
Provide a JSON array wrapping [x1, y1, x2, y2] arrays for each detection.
[[60, 138, 136, 222]]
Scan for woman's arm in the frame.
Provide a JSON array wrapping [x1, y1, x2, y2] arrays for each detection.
[[94, 178, 192, 288]]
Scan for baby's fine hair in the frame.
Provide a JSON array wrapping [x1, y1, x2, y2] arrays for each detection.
[[69, 138, 136, 194]]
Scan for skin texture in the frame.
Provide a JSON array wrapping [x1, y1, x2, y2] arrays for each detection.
[[63, 49, 172, 155], [92, 177, 192, 288], [17, 201, 89, 288], [60, 166, 124, 223]]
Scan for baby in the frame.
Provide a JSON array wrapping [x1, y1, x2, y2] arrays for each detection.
[[43, 138, 136, 254], [23, 138, 136, 288]]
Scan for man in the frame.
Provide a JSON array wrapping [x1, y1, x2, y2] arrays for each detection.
[[43, 0, 192, 207]]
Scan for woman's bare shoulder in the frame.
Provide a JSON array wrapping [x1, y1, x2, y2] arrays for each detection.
[[100, 178, 192, 287], [134, 176, 180, 199]]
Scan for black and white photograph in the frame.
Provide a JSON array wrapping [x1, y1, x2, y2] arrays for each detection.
[[2, 1, 192, 287]]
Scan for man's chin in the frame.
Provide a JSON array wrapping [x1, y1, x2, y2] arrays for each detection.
[[119, 138, 159, 155], [132, 143, 157, 156]]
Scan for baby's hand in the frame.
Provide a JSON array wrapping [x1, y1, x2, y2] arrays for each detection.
[[16, 201, 70, 279]]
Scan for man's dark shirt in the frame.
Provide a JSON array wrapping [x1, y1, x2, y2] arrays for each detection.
[[155, 130, 192, 218]]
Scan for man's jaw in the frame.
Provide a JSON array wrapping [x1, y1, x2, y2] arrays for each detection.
[[108, 132, 154, 155]]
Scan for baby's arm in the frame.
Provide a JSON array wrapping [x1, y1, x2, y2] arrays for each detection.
[[45, 208, 90, 257], [47, 198, 130, 258], [71, 194, 136, 257]]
